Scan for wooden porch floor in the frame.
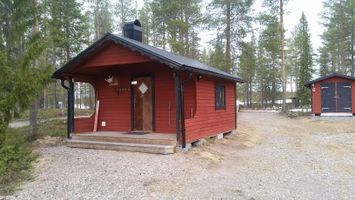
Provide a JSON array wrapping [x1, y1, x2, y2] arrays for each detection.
[[67, 132, 177, 154]]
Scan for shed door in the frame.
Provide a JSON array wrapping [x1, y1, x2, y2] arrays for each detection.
[[337, 82, 352, 112], [321, 82, 336, 112], [131, 76, 153, 131]]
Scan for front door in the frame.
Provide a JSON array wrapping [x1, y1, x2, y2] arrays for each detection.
[[337, 82, 352, 112], [321, 82, 336, 112], [131, 75, 154, 131]]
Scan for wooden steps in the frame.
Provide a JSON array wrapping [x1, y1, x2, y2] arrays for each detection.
[[67, 132, 176, 154]]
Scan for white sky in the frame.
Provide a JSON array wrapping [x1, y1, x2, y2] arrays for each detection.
[[136, 0, 325, 51]]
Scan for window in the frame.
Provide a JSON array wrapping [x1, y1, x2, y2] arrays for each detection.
[[215, 84, 225, 109]]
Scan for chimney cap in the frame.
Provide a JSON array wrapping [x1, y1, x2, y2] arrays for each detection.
[[123, 19, 142, 42], [125, 19, 141, 27]]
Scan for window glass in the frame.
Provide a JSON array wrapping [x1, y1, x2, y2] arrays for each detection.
[[215, 84, 225, 109]]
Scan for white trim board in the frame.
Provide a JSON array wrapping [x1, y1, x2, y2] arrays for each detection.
[[320, 113, 353, 117]]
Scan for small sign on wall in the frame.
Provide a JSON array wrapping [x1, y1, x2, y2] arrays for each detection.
[[312, 84, 316, 92]]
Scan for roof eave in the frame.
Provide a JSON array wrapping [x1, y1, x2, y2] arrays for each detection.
[[305, 73, 355, 88], [52, 33, 245, 82]]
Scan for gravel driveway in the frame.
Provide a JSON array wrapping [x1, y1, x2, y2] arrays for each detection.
[[5, 112, 355, 199]]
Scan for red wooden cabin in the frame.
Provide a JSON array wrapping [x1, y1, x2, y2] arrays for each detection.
[[52, 20, 243, 152], [305, 73, 355, 116]]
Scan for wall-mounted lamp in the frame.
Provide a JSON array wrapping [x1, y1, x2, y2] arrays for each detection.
[[105, 75, 118, 86], [312, 84, 316, 92], [197, 75, 202, 81], [105, 75, 114, 84]]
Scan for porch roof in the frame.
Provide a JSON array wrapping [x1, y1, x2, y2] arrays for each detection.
[[52, 33, 244, 82]]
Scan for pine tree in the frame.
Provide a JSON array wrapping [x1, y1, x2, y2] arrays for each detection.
[[318, 46, 331, 76], [148, 0, 202, 57], [115, 0, 136, 32], [138, 3, 152, 44], [48, 0, 89, 109], [285, 30, 300, 95], [258, 11, 281, 106], [319, 0, 354, 75], [209, 35, 226, 70], [296, 13, 313, 106], [208, 0, 254, 73], [0, 0, 50, 134], [90, 0, 113, 39], [239, 41, 257, 107]]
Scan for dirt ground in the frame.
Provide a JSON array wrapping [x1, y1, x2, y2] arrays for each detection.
[[5, 111, 355, 200]]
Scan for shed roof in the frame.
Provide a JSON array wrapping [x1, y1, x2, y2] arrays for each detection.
[[52, 33, 243, 82], [305, 73, 355, 87]]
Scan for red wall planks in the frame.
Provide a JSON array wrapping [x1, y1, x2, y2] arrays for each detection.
[[311, 77, 355, 114], [184, 76, 236, 143], [74, 115, 95, 133], [80, 43, 151, 68], [72, 41, 238, 140], [74, 63, 177, 134]]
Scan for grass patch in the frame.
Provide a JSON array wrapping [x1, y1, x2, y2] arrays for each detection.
[[15, 108, 94, 121], [1, 119, 66, 195], [9, 119, 67, 138], [0, 129, 36, 195]]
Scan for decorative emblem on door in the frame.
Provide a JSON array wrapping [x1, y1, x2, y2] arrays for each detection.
[[139, 82, 148, 94]]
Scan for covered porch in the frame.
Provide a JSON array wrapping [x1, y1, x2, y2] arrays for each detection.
[[54, 37, 188, 153]]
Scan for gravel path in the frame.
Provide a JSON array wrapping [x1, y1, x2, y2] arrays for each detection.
[[4, 112, 355, 199]]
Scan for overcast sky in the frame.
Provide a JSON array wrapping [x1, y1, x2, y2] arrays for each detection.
[[136, 0, 325, 51]]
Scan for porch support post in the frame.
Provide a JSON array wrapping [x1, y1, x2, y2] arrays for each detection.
[[68, 78, 75, 138], [179, 72, 193, 149], [180, 81, 186, 148], [174, 73, 181, 143]]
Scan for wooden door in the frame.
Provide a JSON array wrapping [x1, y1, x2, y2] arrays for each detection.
[[321, 82, 336, 112], [337, 82, 352, 112], [131, 76, 153, 131]]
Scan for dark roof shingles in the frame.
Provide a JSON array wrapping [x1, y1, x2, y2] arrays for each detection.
[[53, 33, 243, 82], [305, 73, 355, 87]]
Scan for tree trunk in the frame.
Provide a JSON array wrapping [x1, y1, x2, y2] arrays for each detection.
[[79, 83, 82, 109], [95, 1, 100, 40], [246, 84, 249, 108], [29, 0, 40, 141], [271, 53, 276, 107], [352, 4, 354, 76], [249, 79, 253, 108], [29, 98, 39, 141], [280, 0, 287, 111], [53, 81, 58, 108], [260, 79, 264, 108], [184, 13, 190, 56], [225, 3, 232, 72], [43, 87, 48, 109], [290, 75, 293, 95], [88, 86, 93, 109]]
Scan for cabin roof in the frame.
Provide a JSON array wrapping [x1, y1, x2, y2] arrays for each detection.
[[52, 33, 244, 82], [305, 73, 355, 87]]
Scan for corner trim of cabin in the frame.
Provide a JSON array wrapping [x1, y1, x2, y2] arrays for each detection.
[[180, 72, 193, 148], [234, 83, 237, 129], [174, 73, 181, 143]]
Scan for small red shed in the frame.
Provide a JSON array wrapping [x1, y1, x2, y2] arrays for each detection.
[[305, 73, 355, 116], [52, 20, 243, 151]]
